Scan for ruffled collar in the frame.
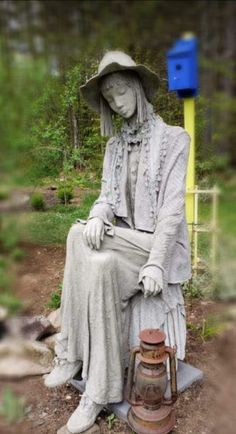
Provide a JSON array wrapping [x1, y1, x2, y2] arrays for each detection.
[[119, 103, 156, 146], [110, 105, 168, 221]]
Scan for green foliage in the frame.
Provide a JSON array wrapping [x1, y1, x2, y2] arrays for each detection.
[[31, 61, 106, 183], [0, 218, 25, 296], [0, 387, 26, 425], [187, 315, 225, 342], [0, 56, 48, 183], [182, 279, 204, 299], [47, 286, 62, 309], [30, 192, 45, 211], [200, 316, 225, 341], [25, 192, 98, 245], [57, 183, 74, 204], [0, 221, 19, 252], [10, 247, 25, 262], [106, 413, 118, 430], [0, 188, 9, 201], [0, 292, 22, 315], [0, 269, 11, 292]]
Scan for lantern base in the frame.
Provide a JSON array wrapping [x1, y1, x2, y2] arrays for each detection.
[[127, 404, 175, 434]]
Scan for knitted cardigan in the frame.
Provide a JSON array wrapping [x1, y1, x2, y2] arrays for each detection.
[[88, 109, 192, 297]]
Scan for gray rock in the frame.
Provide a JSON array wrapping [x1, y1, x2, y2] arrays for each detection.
[[57, 424, 100, 434], [47, 308, 61, 332], [42, 333, 57, 351], [6, 315, 55, 340], [0, 306, 8, 321], [0, 338, 54, 379], [0, 192, 30, 212]]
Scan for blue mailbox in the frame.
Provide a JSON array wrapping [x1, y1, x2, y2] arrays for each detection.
[[167, 36, 199, 98]]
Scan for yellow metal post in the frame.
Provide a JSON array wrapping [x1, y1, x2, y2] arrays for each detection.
[[184, 97, 195, 241]]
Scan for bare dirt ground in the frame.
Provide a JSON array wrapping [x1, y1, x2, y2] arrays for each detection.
[[0, 243, 236, 434]]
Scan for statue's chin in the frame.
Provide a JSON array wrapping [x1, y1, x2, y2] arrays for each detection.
[[122, 110, 137, 121]]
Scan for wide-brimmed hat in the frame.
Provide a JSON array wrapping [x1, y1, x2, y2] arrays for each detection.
[[80, 51, 160, 112]]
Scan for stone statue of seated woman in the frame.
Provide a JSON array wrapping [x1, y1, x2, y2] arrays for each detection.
[[44, 51, 191, 433]]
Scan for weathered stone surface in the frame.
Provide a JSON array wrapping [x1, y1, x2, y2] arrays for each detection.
[[42, 333, 57, 351], [57, 423, 100, 434], [0, 191, 30, 212], [0, 338, 54, 379], [47, 308, 61, 332], [6, 315, 55, 340], [0, 306, 8, 321]]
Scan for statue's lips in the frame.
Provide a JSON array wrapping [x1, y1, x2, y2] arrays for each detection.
[[120, 109, 130, 117]]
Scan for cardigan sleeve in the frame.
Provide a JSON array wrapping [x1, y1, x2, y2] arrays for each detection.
[[88, 138, 115, 226], [138, 131, 190, 289]]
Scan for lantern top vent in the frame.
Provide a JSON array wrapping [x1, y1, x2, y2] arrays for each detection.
[[139, 328, 166, 345]]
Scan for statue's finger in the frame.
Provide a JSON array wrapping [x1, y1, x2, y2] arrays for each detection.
[[95, 227, 101, 249], [150, 279, 155, 294], [153, 284, 159, 296], [90, 225, 97, 248], [100, 225, 104, 241], [86, 227, 94, 249], [142, 277, 149, 292]]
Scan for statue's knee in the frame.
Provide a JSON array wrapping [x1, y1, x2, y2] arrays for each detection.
[[67, 222, 85, 243], [91, 251, 115, 270]]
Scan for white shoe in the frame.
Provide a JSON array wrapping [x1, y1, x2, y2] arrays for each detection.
[[44, 357, 82, 388], [66, 393, 103, 433]]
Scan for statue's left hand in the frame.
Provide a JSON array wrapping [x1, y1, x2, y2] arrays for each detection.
[[142, 276, 162, 298], [83, 217, 105, 250]]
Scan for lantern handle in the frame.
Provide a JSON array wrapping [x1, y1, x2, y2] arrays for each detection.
[[163, 346, 178, 405], [126, 346, 144, 406]]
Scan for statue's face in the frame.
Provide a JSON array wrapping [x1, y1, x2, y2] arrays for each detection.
[[101, 73, 137, 119]]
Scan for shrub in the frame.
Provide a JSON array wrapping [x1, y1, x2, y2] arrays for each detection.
[[57, 184, 74, 204], [30, 192, 45, 211]]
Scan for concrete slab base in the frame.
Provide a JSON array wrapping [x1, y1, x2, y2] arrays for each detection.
[[71, 361, 203, 422]]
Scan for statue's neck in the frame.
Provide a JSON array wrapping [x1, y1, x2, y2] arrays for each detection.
[[122, 102, 154, 133]]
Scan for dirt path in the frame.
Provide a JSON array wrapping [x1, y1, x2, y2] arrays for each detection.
[[0, 243, 235, 434]]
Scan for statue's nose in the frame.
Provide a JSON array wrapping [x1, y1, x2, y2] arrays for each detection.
[[114, 98, 124, 109]]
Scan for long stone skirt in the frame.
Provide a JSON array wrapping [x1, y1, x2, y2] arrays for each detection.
[[55, 222, 186, 405]]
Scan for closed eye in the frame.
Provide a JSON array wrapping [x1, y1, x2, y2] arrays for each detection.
[[118, 88, 126, 96]]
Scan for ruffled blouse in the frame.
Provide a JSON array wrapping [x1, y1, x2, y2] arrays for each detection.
[[126, 142, 141, 228]]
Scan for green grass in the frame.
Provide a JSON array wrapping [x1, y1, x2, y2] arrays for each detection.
[[24, 191, 98, 245], [187, 315, 226, 341], [0, 293, 23, 314], [0, 387, 27, 425], [46, 285, 62, 309], [106, 413, 118, 430]]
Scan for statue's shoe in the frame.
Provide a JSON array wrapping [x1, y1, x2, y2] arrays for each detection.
[[66, 393, 103, 433], [44, 357, 82, 388]]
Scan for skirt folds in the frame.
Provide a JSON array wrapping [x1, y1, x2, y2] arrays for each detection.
[[55, 223, 186, 404]]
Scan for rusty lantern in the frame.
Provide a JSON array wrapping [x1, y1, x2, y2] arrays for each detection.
[[126, 328, 178, 434]]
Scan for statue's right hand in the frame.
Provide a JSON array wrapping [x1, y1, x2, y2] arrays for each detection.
[[83, 217, 105, 250]]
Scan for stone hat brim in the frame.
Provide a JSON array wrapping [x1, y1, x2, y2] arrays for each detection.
[[80, 62, 160, 112]]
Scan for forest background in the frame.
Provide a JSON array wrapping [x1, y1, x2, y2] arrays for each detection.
[[1, 3, 236, 432], [0, 0, 236, 304]]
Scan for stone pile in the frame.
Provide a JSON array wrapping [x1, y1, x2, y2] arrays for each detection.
[[0, 307, 61, 379]]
